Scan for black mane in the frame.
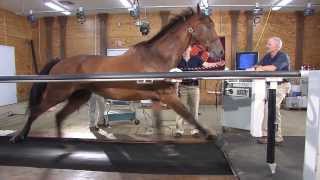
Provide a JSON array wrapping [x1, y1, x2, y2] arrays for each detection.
[[137, 8, 195, 46]]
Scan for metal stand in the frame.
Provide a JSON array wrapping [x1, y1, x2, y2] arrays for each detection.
[[303, 71, 320, 180], [266, 79, 281, 174]]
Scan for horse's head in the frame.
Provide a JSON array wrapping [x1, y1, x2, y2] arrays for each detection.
[[187, 5, 224, 59]]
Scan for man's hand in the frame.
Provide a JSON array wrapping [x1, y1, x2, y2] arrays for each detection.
[[217, 60, 226, 66], [203, 60, 225, 68], [254, 65, 277, 71], [255, 65, 264, 71], [203, 62, 218, 68]]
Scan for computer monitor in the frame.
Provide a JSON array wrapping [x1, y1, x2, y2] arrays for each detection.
[[236, 52, 259, 70]]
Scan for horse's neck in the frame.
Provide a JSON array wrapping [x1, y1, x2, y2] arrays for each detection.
[[150, 24, 192, 70]]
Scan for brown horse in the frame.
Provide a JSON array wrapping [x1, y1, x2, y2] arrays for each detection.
[[11, 6, 224, 143]]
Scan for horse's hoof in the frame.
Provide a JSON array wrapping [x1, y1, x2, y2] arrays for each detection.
[[9, 135, 25, 143], [205, 134, 216, 141]]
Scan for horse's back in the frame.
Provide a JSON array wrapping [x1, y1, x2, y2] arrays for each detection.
[[49, 48, 144, 75]]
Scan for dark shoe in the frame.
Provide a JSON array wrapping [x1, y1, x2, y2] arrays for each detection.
[[257, 136, 284, 145], [257, 136, 268, 144], [191, 129, 200, 138], [191, 132, 200, 138], [174, 132, 183, 138]]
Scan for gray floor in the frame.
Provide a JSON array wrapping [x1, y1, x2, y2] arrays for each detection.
[[0, 101, 306, 138]]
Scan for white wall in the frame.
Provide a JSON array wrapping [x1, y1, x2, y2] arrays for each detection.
[[0, 45, 17, 106], [106, 49, 128, 56]]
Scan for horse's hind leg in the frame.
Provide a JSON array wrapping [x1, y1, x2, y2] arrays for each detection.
[[159, 92, 213, 139], [55, 90, 91, 138], [10, 99, 61, 143]]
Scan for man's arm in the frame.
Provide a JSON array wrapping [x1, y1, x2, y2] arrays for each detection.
[[202, 60, 226, 68], [255, 65, 277, 71], [255, 53, 289, 71]]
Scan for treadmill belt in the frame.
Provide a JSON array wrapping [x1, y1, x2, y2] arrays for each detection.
[[0, 136, 233, 175]]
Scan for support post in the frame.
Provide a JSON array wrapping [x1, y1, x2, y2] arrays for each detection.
[[267, 80, 277, 174], [303, 71, 320, 180]]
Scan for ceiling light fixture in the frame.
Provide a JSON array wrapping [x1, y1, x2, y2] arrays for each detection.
[[44, 0, 71, 15], [76, 7, 86, 24], [27, 9, 37, 25], [304, 2, 315, 16], [252, 3, 264, 25], [272, 0, 293, 11], [199, 0, 211, 16], [119, 0, 133, 8]]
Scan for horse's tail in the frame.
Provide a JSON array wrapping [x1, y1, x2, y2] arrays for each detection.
[[28, 59, 61, 111]]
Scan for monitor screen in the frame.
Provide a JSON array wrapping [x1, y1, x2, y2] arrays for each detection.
[[236, 52, 258, 70]]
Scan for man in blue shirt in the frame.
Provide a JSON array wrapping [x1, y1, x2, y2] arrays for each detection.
[[175, 45, 223, 138], [255, 37, 291, 144]]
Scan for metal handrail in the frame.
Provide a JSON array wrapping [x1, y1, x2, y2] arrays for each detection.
[[0, 71, 302, 83]]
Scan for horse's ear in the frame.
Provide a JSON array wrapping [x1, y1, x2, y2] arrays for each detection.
[[197, 3, 201, 15]]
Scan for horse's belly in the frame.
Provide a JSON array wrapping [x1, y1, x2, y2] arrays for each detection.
[[97, 88, 159, 101]]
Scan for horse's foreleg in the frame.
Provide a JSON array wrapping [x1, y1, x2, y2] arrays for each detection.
[[159, 92, 213, 139], [151, 101, 163, 138], [55, 90, 91, 138]]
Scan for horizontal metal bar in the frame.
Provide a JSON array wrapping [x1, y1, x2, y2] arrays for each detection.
[[0, 71, 301, 83], [18, 4, 319, 16]]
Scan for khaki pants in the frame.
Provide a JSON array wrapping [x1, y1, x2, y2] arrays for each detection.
[[262, 82, 291, 141], [88, 94, 106, 128], [175, 85, 200, 134]]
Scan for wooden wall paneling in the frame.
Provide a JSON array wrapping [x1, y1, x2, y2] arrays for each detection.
[[303, 12, 320, 68], [58, 16, 67, 59], [0, 10, 6, 44], [295, 11, 304, 70], [65, 16, 96, 57], [245, 11, 254, 51], [160, 11, 170, 27], [98, 13, 108, 55], [44, 17, 54, 61], [230, 11, 240, 70], [106, 13, 162, 48]]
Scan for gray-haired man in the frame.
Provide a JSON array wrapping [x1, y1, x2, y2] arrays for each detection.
[[255, 37, 291, 144]]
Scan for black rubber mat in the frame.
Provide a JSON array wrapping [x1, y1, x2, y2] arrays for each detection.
[[222, 132, 304, 180], [0, 136, 233, 175]]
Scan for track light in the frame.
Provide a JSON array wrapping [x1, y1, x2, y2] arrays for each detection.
[[138, 19, 150, 36], [304, 3, 315, 16], [199, 0, 212, 16], [129, 4, 140, 18], [252, 3, 264, 25], [135, 19, 150, 36], [27, 9, 37, 24], [76, 7, 86, 24]]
